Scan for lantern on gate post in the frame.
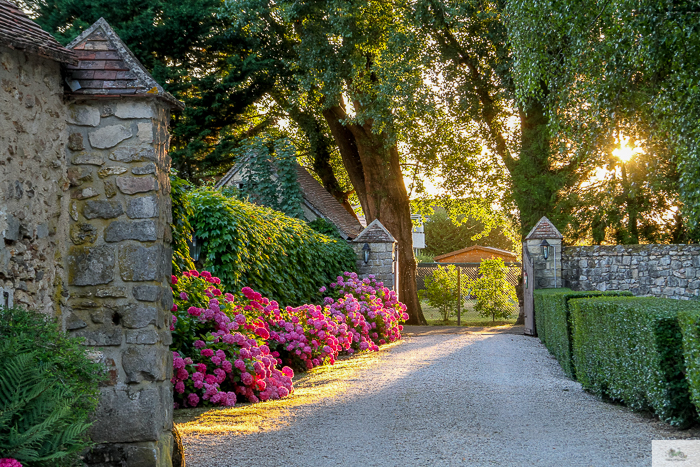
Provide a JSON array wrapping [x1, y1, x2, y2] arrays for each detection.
[[362, 243, 371, 264], [540, 239, 550, 260], [188, 235, 202, 262]]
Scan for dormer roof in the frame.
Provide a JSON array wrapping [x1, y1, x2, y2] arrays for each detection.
[[65, 18, 183, 109], [0, 0, 77, 64], [216, 159, 363, 240], [524, 216, 564, 240]]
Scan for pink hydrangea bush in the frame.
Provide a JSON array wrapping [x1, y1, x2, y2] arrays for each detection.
[[0, 459, 22, 467], [327, 272, 408, 351], [171, 271, 294, 408], [256, 300, 353, 371], [169, 269, 407, 409]]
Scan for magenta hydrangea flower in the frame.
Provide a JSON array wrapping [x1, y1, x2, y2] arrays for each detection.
[[187, 393, 200, 407], [169, 269, 406, 408]]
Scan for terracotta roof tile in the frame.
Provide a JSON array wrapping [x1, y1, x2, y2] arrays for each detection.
[[0, 0, 77, 64], [65, 18, 183, 109], [354, 219, 396, 244], [215, 160, 363, 239], [524, 216, 564, 240], [294, 165, 363, 239]]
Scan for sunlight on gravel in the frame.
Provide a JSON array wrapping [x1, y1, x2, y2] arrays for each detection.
[[175, 340, 404, 436]]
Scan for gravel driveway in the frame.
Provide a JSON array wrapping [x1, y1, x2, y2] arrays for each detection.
[[180, 326, 700, 467]]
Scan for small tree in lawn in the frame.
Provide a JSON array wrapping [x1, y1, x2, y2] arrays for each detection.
[[419, 265, 458, 322], [470, 258, 517, 322]]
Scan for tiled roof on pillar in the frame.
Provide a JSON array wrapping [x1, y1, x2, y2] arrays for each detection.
[[65, 18, 183, 109], [524, 216, 564, 240], [0, 0, 77, 64], [354, 219, 396, 244]]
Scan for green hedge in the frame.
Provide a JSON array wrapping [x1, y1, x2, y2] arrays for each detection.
[[570, 297, 699, 427], [679, 309, 700, 417], [534, 288, 633, 377], [189, 188, 356, 306]]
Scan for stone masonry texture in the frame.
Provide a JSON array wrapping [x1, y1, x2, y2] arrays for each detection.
[[352, 241, 397, 290], [0, 46, 69, 314], [562, 244, 700, 299], [62, 98, 175, 466], [2, 12, 177, 466]]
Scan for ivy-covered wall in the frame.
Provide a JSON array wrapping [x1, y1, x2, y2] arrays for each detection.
[[188, 188, 355, 306]]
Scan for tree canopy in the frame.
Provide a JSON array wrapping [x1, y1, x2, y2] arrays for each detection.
[[508, 0, 700, 241]]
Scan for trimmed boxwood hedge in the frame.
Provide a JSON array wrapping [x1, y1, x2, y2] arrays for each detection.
[[679, 310, 700, 416], [534, 289, 633, 377], [570, 297, 700, 427]]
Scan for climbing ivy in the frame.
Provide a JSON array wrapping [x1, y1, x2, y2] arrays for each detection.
[[170, 174, 195, 275], [239, 135, 305, 219], [188, 188, 356, 306]]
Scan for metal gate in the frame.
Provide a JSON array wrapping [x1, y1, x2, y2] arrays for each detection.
[[416, 261, 521, 323], [416, 262, 521, 290], [522, 248, 535, 335]]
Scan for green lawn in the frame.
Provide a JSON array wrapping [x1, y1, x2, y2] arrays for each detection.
[[420, 299, 519, 327]]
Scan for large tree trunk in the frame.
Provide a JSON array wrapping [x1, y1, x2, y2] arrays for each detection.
[[511, 101, 562, 236], [323, 103, 427, 325]]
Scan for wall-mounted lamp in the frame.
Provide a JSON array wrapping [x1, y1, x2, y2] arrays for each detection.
[[540, 239, 550, 260], [362, 243, 371, 264], [188, 235, 202, 262]]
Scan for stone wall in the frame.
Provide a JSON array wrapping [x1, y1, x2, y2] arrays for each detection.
[[0, 46, 70, 314], [61, 98, 174, 466], [562, 244, 700, 300], [351, 241, 396, 290]]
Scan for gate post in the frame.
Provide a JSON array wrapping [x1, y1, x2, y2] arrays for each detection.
[[522, 216, 564, 335], [351, 219, 398, 290], [61, 19, 182, 467]]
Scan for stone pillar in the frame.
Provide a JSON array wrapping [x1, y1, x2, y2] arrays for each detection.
[[524, 216, 563, 289], [62, 98, 174, 467], [351, 219, 398, 290], [522, 216, 563, 336]]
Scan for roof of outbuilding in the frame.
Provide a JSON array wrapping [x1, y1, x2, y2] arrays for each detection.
[[433, 245, 517, 261], [64, 18, 183, 109], [216, 159, 363, 240], [0, 0, 77, 64], [524, 216, 564, 240], [294, 165, 362, 240]]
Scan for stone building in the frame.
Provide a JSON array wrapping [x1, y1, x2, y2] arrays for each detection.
[[1, 4, 179, 466], [1, 0, 78, 313]]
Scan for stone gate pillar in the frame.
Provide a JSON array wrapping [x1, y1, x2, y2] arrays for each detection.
[[60, 19, 182, 467], [523, 216, 563, 335], [351, 219, 398, 290], [524, 216, 563, 289]]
